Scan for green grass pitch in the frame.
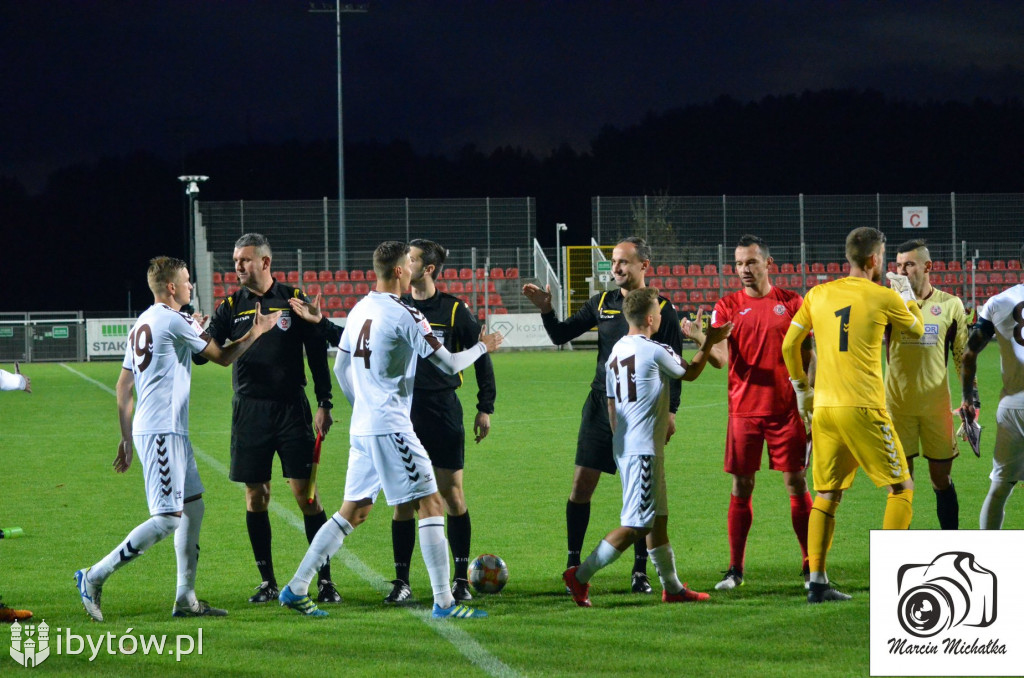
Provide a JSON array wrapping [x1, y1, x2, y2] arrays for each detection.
[[0, 349, 1010, 676]]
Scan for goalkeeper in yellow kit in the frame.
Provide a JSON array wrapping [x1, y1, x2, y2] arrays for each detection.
[[885, 239, 971, 529], [782, 227, 924, 603]]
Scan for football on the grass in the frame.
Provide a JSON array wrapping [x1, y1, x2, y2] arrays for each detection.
[[468, 554, 509, 593]]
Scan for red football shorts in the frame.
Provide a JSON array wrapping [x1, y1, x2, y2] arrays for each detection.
[[724, 409, 807, 475]]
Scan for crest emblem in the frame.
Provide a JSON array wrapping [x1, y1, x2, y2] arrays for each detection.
[[10, 619, 51, 667], [773, 304, 786, 316], [277, 314, 291, 331], [931, 305, 941, 316]]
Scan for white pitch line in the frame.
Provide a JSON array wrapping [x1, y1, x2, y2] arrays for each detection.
[[62, 363, 522, 678]]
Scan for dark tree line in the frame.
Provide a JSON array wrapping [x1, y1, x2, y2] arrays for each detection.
[[2, 89, 1021, 312]]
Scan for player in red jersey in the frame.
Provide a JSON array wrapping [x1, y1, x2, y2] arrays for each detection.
[[683, 235, 815, 590]]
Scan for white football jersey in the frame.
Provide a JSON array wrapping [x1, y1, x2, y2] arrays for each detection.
[[337, 291, 442, 435], [122, 303, 211, 435], [980, 285, 1024, 408], [605, 334, 686, 458]]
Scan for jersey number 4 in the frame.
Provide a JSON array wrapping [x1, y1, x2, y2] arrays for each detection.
[[609, 354, 637, 403], [354, 319, 373, 368]]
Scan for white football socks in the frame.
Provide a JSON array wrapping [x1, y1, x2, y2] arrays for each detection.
[[175, 498, 205, 606], [288, 512, 352, 596], [419, 516, 455, 609], [648, 543, 683, 595], [90, 514, 180, 584], [577, 539, 622, 584]]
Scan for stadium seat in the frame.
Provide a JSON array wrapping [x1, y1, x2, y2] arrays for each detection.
[[306, 283, 321, 296], [303, 271, 317, 283], [331, 310, 347, 318], [663, 277, 679, 290], [319, 270, 333, 282], [705, 290, 720, 302], [842, 262, 850, 273], [722, 264, 734, 275], [687, 264, 702, 276], [355, 282, 369, 295], [989, 272, 1004, 285], [213, 285, 225, 298], [505, 267, 519, 279], [887, 262, 897, 273], [366, 270, 377, 281], [212, 272, 223, 283], [696, 277, 711, 289], [689, 290, 704, 303], [942, 273, 958, 285], [490, 293, 503, 305], [672, 290, 688, 305], [805, 276, 817, 288], [811, 262, 825, 273], [781, 263, 795, 274], [459, 268, 473, 280], [493, 307, 508, 314], [790, 275, 804, 288], [327, 296, 343, 309], [443, 268, 458, 280], [226, 285, 240, 295], [322, 283, 338, 296], [672, 265, 686, 276], [224, 272, 238, 283], [478, 309, 487, 321], [338, 282, 354, 295], [680, 277, 695, 289], [948, 261, 961, 271], [977, 260, 992, 271], [350, 269, 365, 281], [458, 294, 471, 305], [986, 286, 1000, 297], [436, 281, 448, 292], [335, 269, 349, 281], [703, 264, 717, 275], [490, 267, 505, 279], [450, 281, 464, 293], [768, 263, 779, 274], [993, 259, 1007, 271], [648, 277, 663, 289], [344, 296, 358, 309], [1008, 259, 1021, 271], [931, 260, 946, 272], [656, 265, 671, 276], [826, 262, 841, 273], [287, 271, 300, 283], [476, 268, 486, 279], [728, 277, 741, 289], [1005, 271, 1019, 284]]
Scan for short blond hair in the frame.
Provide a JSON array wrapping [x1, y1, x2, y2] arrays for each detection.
[[147, 256, 187, 295], [623, 287, 660, 328], [845, 227, 886, 269]]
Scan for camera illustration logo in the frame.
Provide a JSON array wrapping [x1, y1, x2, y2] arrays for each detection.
[[896, 552, 997, 638]]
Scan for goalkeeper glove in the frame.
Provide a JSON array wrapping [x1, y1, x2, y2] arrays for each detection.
[[886, 272, 917, 303], [790, 378, 814, 429]]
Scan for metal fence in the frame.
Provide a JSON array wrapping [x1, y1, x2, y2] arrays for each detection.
[[592, 193, 1024, 311], [0, 312, 87, 362]]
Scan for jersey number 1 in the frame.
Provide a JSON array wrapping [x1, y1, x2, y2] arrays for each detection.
[[834, 305, 851, 352], [609, 355, 637, 403], [354, 319, 373, 368]]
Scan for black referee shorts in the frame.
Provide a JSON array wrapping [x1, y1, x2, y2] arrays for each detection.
[[410, 389, 466, 471], [229, 394, 316, 484], [576, 388, 617, 474]]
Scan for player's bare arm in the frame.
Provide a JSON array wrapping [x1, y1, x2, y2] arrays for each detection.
[[960, 324, 993, 417], [680, 307, 727, 369], [681, 320, 733, 381], [521, 283, 554, 313], [606, 398, 617, 433], [200, 302, 282, 366], [114, 367, 135, 473]]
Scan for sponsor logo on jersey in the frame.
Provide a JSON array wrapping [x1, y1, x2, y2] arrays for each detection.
[[931, 305, 942, 316], [773, 304, 786, 315], [924, 324, 939, 335], [738, 308, 752, 316]]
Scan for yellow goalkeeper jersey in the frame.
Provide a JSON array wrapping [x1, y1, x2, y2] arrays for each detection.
[[785, 276, 924, 409], [885, 288, 968, 416]]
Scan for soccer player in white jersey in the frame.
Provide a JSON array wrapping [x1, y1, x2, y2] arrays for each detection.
[[961, 245, 1024, 528], [278, 241, 503, 619], [563, 288, 732, 607], [74, 256, 280, 621], [0, 362, 30, 392]]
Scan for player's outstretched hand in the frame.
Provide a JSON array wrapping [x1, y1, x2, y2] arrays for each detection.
[[704, 320, 733, 346], [474, 411, 491, 443], [886, 272, 917, 303], [114, 439, 133, 473], [521, 283, 553, 313], [288, 294, 323, 323], [680, 307, 706, 344], [14, 361, 30, 393], [251, 302, 283, 337], [479, 325, 504, 353]]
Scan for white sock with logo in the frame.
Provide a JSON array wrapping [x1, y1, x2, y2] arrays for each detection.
[[577, 539, 622, 584], [419, 516, 455, 609], [175, 498, 205, 606], [91, 514, 180, 584], [648, 543, 683, 594], [288, 512, 352, 596]]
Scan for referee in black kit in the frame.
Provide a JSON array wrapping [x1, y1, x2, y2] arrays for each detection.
[[288, 238, 496, 604], [206, 233, 342, 605]]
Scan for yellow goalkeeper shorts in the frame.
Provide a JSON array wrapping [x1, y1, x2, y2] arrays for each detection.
[[811, 406, 911, 491], [889, 408, 959, 461]]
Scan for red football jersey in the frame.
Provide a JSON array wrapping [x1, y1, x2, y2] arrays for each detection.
[[711, 286, 804, 417]]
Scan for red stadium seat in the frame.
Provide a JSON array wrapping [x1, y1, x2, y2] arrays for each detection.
[[811, 262, 825, 274], [986, 286, 1000, 297], [780, 263, 795, 274], [826, 262, 841, 274], [444, 268, 458, 280], [355, 282, 369, 295], [365, 270, 376, 281], [287, 271, 300, 283], [931, 260, 946, 272], [768, 263, 780, 274], [327, 296, 343, 309], [842, 262, 850, 273], [476, 268, 486, 279], [703, 264, 717, 275], [458, 294, 471, 305], [212, 272, 223, 283], [306, 283, 321, 296], [1005, 271, 1019, 284], [338, 282, 354, 295], [505, 267, 519, 279], [672, 290, 687, 305], [450, 281, 464, 293], [993, 260, 1007, 271], [322, 283, 338, 296], [680, 277, 695, 289], [213, 285, 225, 298], [436, 281, 448, 292], [490, 267, 505, 279], [696, 277, 711, 289], [948, 261, 961, 271], [672, 265, 686, 276], [663, 277, 679, 290], [489, 294, 503, 306], [335, 269, 349, 281], [887, 262, 897, 273], [1008, 259, 1021, 271], [728, 277, 741, 289], [319, 270, 333, 282], [657, 265, 671, 276], [977, 260, 992, 271], [331, 310, 347, 318], [942, 273, 958, 286], [273, 271, 286, 283], [647, 277, 663, 289], [705, 290, 720, 302], [989, 272, 1004, 285], [344, 296, 358, 309], [459, 268, 473, 280], [478, 308, 487, 321], [303, 271, 317, 283], [687, 264, 702, 276], [350, 269, 365, 281], [791, 275, 804, 288], [689, 290, 704, 302], [493, 307, 508, 314], [224, 272, 238, 283], [722, 264, 734, 276]]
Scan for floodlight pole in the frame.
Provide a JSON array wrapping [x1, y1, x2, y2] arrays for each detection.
[[310, 2, 368, 271], [556, 222, 568, 314], [178, 175, 209, 280]]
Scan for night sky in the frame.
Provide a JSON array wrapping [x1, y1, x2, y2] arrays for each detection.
[[4, 1, 1024, 195]]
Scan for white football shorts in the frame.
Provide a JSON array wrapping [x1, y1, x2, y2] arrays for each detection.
[[344, 431, 438, 506], [616, 453, 667, 529], [135, 433, 204, 515], [990, 404, 1024, 482]]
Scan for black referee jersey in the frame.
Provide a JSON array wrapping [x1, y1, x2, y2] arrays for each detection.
[[402, 290, 496, 414], [540, 288, 683, 411], [207, 282, 333, 404]]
